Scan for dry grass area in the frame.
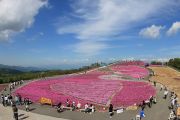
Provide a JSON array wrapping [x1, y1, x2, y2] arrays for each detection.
[[149, 66, 180, 98]]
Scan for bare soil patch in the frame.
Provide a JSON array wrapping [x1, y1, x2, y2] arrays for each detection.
[[149, 66, 180, 99]]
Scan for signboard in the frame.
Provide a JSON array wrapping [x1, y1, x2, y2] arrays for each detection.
[[40, 97, 52, 106], [117, 109, 123, 114]]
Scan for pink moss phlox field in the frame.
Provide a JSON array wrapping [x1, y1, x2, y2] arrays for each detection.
[[111, 81, 156, 107], [110, 65, 149, 78], [14, 64, 156, 108]]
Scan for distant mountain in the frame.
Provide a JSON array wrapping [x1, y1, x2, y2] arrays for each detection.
[[0, 64, 42, 72], [0, 68, 22, 74]]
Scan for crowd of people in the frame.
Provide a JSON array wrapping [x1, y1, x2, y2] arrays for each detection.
[[1, 93, 32, 119], [132, 81, 180, 120], [168, 91, 179, 120], [9, 80, 24, 93], [56, 99, 95, 114], [0, 80, 33, 120]]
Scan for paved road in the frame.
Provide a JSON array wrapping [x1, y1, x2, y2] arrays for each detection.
[[0, 104, 69, 120]]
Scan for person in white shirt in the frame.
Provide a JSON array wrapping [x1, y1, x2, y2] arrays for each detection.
[[84, 103, 89, 113], [4, 95, 8, 106], [89, 104, 95, 114], [77, 101, 81, 109], [164, 90, 168, 99]]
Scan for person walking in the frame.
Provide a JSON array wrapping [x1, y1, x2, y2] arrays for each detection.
[[4, 95, 8, 107], [24, 98, 30, 112], [141, 100, 146, 110], [109, 104, 113, 118], [164, 90, 169, 99], [140, 109, 145, 120], [160, 85, 163, 91], [57, 102, 63, 113], [1, 94, 5, 107], [153, 81, 156, 87], [12, 105, 18, 120]]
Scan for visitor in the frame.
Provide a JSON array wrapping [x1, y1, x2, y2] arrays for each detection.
[[66, 99, 70, 107], [12, 105, 18, 120], [153, 97, 157, 104], [9, 83, 12, 92], [15, 95, 19, 105], [160, 85, 163, 91], [168, 110, 176, 120], [84, 103, 90, 113], [57, 102, 63, 113], [71, 101, 76, 111], [24, 98, 30, 112], [149, 96, 153, 107], [4, 95, 8, 107], [109, 104, 113, 118], [77, 101, 81, 109], [141, 100, 146, 110], [164, 90, 169, 99], [8, 94, 13, 106], [171, 96, 178, 109], [140, 109, 145, 120], [1, 94, 5, 107], [89, 104, 95, 114], [170, 92, 176, 100], [18, 94, 22, 105], [145, 99, 151, 108], [153, 81, 156, 87]]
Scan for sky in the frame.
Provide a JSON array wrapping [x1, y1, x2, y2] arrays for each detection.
[[0, 0, 180, 68]]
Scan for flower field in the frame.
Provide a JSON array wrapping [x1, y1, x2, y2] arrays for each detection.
[[110, 65, 149, 79], [14, 63, 156, 108]]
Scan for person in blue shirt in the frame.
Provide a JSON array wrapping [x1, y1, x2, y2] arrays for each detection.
[[140, 110, 145, 120]]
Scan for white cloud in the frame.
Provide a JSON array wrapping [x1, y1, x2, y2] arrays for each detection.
[[0, 0, 48, 41], [74, 41, 109, 56], [57, 0, 177, 55], [139, 25, 163, 39], [167, 21, 180, 36]]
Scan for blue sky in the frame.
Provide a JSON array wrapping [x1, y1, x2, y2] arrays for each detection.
[[0, 0, 180, 68]]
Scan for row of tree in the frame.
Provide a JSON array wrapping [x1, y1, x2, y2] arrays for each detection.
[[150, 61, 163, 65], [168, 58, 180, 70]]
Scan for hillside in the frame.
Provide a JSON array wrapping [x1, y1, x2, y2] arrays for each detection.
[[0, 64, 41, 72], [0, 68, 22, 75]]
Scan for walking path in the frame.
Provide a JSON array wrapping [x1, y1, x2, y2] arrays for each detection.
[[0, 104, 69, 120]]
